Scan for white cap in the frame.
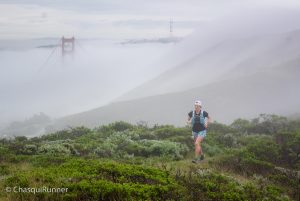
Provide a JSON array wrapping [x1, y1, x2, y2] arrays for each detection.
[[194, 100, 202, 106]]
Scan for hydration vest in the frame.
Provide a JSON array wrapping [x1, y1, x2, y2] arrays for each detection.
[[192, 110, 205, 127]]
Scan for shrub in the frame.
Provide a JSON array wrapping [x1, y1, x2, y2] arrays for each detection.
[[217, 133, 238, 148], [246, 138, 280, 164], [29, 155, 68, 167], [275, 131, 300, 168], [202, 143, 223, 157], [0, 165, 9, 175], [209, 122, 234, 134], [108, 121, 134, 132], [179, 169, 290, 201], [4, 159, 186, 201], [230, 118, 252, 133], [21, 144, 38, 155], [153, 126, 190, 139], [40, 126, 91, 141], [142, 140, 189, 160], [0, 146, 11, 162], [94, 142, 117, 157], [5, 174, 29, 187], [38, 140, 78, 156], [14, 136, 28, 142], [212, 149, 275, 176]]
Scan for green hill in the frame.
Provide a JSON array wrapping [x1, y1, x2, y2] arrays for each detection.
[[0, 114, 299, 200]]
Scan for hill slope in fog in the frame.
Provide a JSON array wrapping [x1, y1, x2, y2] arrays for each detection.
[[119, 29, 300, 101], [52, 55, 300, 128]]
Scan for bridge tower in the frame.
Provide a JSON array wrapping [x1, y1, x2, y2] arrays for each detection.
[[61, 36, 75, 56], [170, 18, 173, 38]]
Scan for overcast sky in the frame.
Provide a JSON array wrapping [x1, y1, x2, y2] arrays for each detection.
[[1, 0, 299, 40], [0, 0, 212, 39]]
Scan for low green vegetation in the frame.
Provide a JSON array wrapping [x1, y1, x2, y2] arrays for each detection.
[[0, 114, 299, 200]]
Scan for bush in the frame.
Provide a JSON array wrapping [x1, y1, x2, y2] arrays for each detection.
[[38, 140, 78, 156], [4, 159, 185, 201], [179, 169, 290, 201], [5, 174, 29, 187], [21, 144, 38, 155], [212, 149, 275, 176], [107, 121, 134, 132], [92, 129, 189, 160], [94, 142, 117, 157], [202, 143, 223, 157], [29, 155, 68, 167], [275, 131, 300, 168], [0, 146, 11, 162], [217, 133, 238, 148], [153, 126, 189, 139], [230, 118, 252, 133], [0, 165, 9, 175], [209, 122, 234, 134], [246, 138, 280, 164], [143, 140, 189, 160], [252, 114, 289, 134], [40, 126, 91, 141]]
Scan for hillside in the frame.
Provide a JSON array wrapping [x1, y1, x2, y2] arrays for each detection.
[[0, 116, 299, 200], [118, 29, 300, 101], [0, 113, 52, 138], [51, 57, 300, 129], [49, 29, 300, 130]]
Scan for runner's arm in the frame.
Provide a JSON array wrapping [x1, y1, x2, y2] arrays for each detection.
[[205, 115, 212, 128], [187, 116, 192, 124]]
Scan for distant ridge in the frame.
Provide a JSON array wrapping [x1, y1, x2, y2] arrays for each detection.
[[51, 57, 300, 129]]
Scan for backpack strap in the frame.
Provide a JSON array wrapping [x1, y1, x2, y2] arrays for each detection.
[[200, 110, 205, 125], [192, 110, 205, 126], [192, 110, 195, 126]]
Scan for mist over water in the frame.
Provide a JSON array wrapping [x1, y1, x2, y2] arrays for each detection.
[[0, 39, 174, 124]]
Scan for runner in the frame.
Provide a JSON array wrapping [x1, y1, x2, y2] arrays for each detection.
[[187, 100, 211, 163]]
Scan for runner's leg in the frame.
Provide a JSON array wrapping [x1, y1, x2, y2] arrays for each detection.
[[197, 136, 204, 156], [194, 136, 203, 158]]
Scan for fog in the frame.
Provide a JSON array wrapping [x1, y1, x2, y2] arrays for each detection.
[[0, 40, 176, 125], [1, 0, 300, 133], [0, 0, 209, 126], [119, 6, 300, 100], [158, 6, 300, 74]]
